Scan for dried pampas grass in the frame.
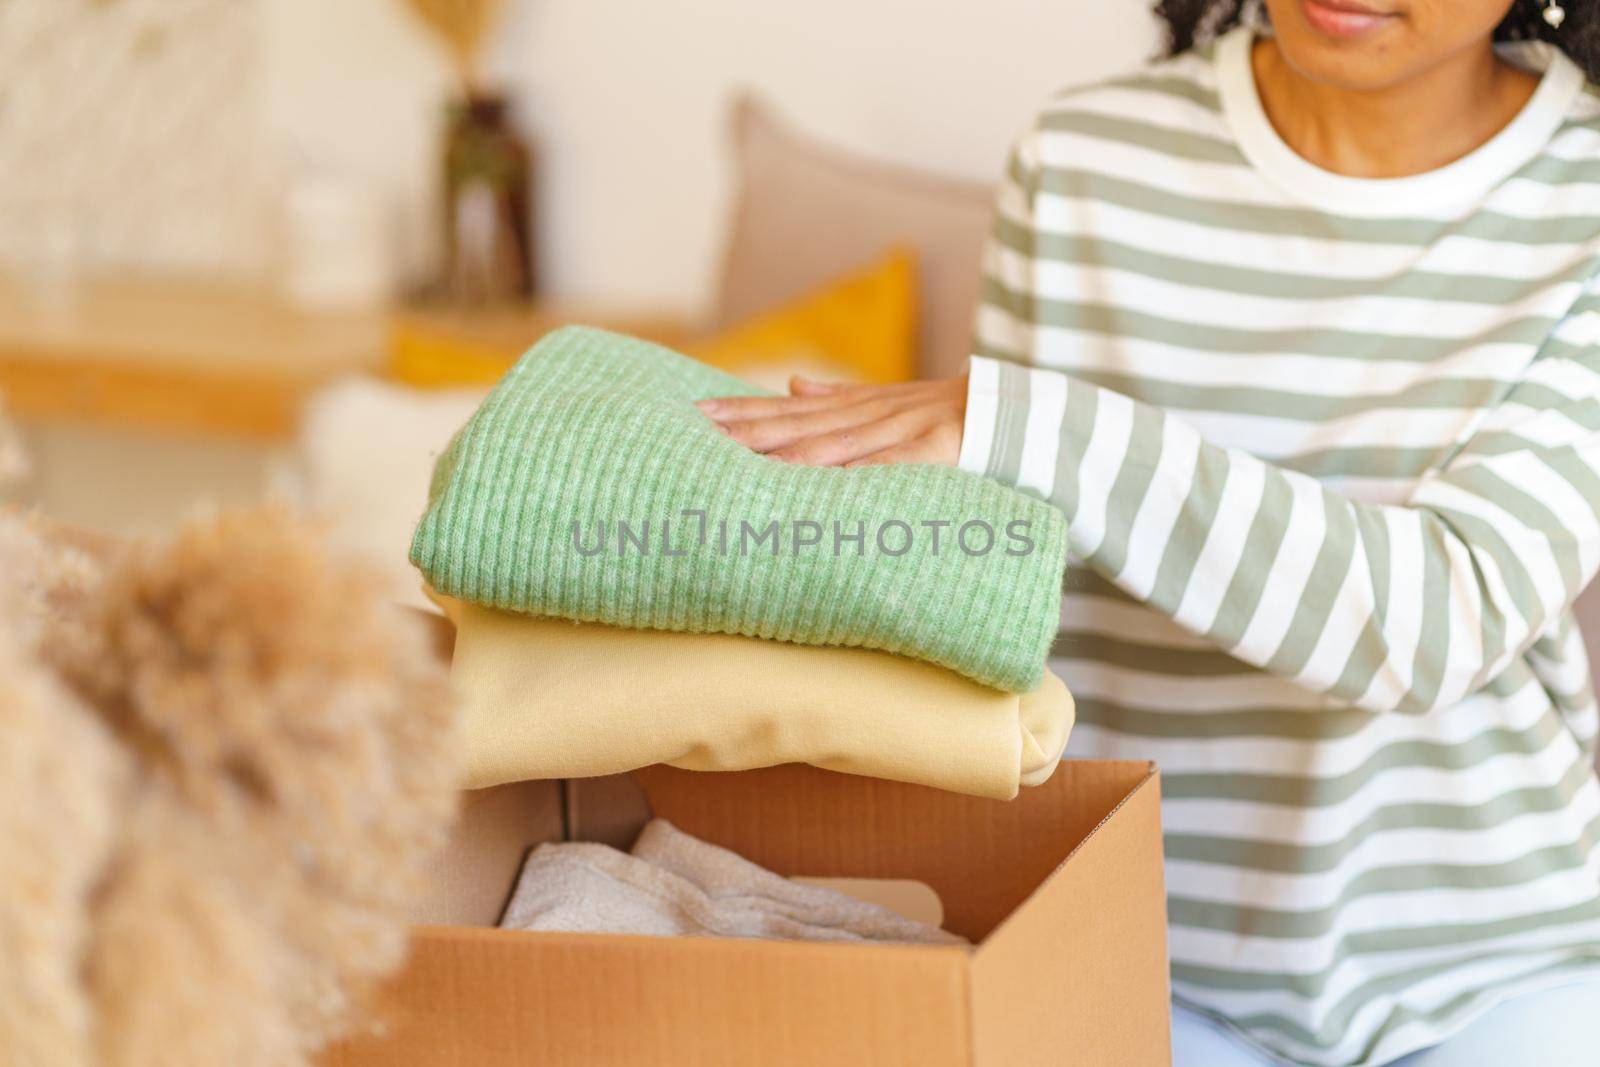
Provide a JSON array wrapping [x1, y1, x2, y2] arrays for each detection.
[[0, 506, 460, 1067]]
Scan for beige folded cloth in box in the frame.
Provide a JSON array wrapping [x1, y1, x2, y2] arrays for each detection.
[[500, 819, 963, 945], [437, 595, 1073, 800]]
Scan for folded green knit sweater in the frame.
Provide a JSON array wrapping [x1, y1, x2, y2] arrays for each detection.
[[411, 327, 1069, 692]]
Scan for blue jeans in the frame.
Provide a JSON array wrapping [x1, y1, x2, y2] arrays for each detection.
[[1172, 981, 1600, 1066]]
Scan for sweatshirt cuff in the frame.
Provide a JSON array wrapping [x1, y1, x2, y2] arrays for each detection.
[[958, 355, 1046, 486]]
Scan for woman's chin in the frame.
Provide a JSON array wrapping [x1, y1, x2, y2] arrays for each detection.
[[1262, 0, 1512, 94], [1268, 18, 1428, 94]]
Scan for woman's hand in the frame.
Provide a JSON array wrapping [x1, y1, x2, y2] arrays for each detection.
[[695, 375, 968, 467]]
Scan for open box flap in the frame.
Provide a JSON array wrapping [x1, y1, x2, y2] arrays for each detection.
[[970, 764, 1169, 1065], [406, 778, 563, 926], [634, 761, 1153, 942]]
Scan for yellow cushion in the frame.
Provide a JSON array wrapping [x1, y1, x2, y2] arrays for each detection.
[[390, 248, 916, 389], [687, 247, 917, 385], [389, 323, 523, 388]]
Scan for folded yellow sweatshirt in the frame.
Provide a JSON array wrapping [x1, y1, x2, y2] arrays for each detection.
[[437, 596, 1074, 801]]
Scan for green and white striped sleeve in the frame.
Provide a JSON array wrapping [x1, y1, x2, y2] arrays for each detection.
[[961, 330, 1600, 714], [964, 147, 1600, 715]]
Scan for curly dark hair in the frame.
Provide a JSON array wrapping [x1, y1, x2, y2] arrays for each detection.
[[1155, 0, 1600, 83]]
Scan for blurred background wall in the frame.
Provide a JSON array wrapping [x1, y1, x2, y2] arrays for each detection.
[[2, 0, 1154, 312], [0, 0, 1155, 552], [0, 0, 272, 279], [505, 0, 1158, 311]]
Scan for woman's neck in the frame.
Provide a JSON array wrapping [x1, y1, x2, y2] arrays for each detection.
[[1250, 36, 1540, 178]]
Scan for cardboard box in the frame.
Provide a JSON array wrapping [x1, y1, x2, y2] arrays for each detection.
[[320, 759, 1170, 1066]]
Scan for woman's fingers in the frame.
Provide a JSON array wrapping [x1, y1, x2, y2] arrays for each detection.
[[698, 379, 937, 422], [715, 397, 893, 453], [788, 375, 850, 397], [767, 407, 937, 466], [845, 423, 962, 468], [695, 391, 854, 421], [698, 376, 966, 468]]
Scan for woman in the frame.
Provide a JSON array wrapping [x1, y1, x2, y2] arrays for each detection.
[[698, 1, 1600, 1063]]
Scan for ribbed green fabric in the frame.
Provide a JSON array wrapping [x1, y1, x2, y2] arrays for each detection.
[[411, 326, 1068, 692]]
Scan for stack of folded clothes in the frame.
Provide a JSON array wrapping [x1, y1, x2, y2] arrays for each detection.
[[412, 327, 1074, 800]]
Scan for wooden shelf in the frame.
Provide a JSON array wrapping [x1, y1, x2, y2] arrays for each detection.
[[0, 279, 690, 440]]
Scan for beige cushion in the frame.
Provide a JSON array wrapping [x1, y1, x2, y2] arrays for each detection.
[[712, 94, 994, 381]]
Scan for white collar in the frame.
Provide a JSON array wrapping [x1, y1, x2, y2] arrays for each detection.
[[1215, 25, 1585, 215]]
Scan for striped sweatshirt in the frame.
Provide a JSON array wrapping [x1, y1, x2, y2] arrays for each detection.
[[960, 26, 1600, 1067]]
